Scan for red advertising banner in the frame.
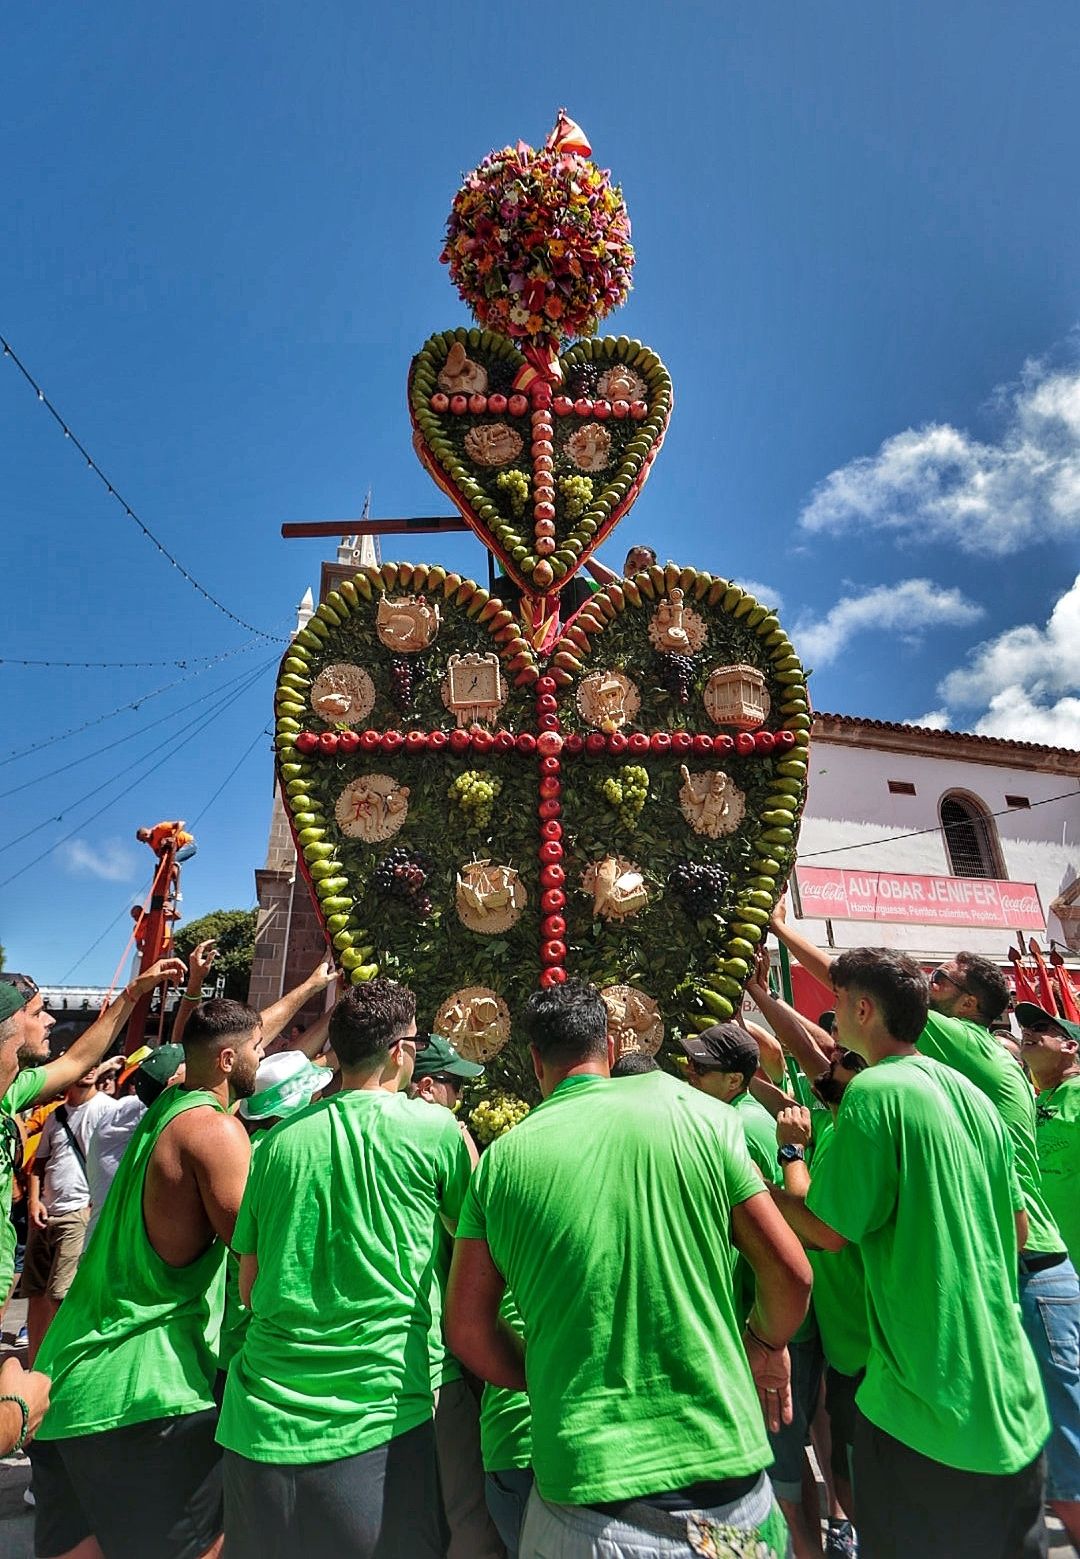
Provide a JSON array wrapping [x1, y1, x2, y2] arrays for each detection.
[[793, 867, 1044, 930]]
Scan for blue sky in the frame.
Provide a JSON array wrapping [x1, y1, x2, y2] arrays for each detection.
[[4, 1, 1080, 983]]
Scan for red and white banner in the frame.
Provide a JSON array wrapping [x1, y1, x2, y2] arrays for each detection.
[[793, 867, 1044, 931]]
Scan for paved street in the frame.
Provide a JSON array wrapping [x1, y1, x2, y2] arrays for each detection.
[[0, 1300, 1071, 1558]]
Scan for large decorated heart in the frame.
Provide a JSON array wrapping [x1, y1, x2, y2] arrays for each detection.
[[408, 328, 672, 597], [274, 562, 809, 1098]]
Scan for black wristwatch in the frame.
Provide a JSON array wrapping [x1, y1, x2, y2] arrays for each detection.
[[777, 1144, 806, 1166]]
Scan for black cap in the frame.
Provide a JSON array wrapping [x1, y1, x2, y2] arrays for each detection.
[[677, 1022, 760, 1076]]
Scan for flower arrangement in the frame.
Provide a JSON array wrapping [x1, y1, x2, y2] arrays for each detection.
[[441, 113, 634, 347]]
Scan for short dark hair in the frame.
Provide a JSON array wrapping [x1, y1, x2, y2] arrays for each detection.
[[520, 980, 608, 1068], [183, 999, 260, 1054], [954, 952, 1010, 1025], [624, 545, 657, 568], [610, 1051, 660, 1078], [329, 979, 416, 1069], [831, 948, 928, 1045]]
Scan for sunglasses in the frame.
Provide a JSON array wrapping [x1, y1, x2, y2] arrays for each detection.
[[0, 973, 39, 1000], [930, 968, 972, 996], [836, 1049, 866, 1072]]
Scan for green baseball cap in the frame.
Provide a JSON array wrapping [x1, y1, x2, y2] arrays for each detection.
[[139, 1043, 186, 1086], [412, 1034, 484, 1081], [1014, 1003, 1080, 1045]]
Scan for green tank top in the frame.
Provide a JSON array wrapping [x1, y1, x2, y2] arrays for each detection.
[[36, 1085, 228, 1440]]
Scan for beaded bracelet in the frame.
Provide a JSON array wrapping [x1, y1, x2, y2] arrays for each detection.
[[0, 1393, 30, 1454]]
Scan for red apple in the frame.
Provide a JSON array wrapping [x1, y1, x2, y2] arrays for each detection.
[[541, 887, 566, 912], [494, 730, 516, 752], [540, 966, 567, 987], [777, 730, 797, 750], [539, 863, 565, 889], [470, 730, 494, 753], [338, 730, 361, 753], [537, 694, 558, 715], [428, 730, 448, 750], [539, 755, 560, 776], [541, 939, 567, 965], [713, 734, 735, 754], [538, 798, 561, 821], [449, 730, 471, 753], [735, 732, 756, 755], [539, 777, 561, 801], [536, 675, 557, 696], [360, 729, 381, 751], [295, 731, 319, 754], [608, 731, 628, 754], [692, 734, 714, 754], [755, 730, 776, 752], [538, 713, 560, 732], [628, 732, 650, 754], [564, 733, 584, 754], [541, 820, 562, 842], [319, 732, 339, 754], [671, 732, 693, 753], [585, 732, 606, 756], [380, 731, 404, 752], [516, 733, 537, 754], [649, 732, 671, 754], [541, 914, 567, 939]]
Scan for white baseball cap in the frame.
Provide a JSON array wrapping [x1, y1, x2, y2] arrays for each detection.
[[239, 1051, 332, 1121]]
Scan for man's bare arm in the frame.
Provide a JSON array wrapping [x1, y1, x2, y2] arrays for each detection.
[[768, 898, 836, 992], [258, 958, 336, 1046], [184, 1112, 252, 1248], [769, 1183, 848, 1252], [748, 1074, 797, 1118], [747, 950, 832, 1079], [39, 957, 187, 1102], [239, 1252, 259, 1308], [730, 1190, 813, 1434], [445, 1238, 524, 1391], [283, 1006, 333, 1060], [171, 940, 217, 1047]]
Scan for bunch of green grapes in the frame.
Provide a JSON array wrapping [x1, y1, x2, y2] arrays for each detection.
[[470, 1091, 531, 1145], [448, 769, 503, 829], [596, 764, 649, 829], [496, 469, 530, 517], [559, 474, 594, 518]]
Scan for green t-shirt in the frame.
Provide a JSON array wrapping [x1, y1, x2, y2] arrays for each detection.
[[917, 1010, 1061, 1255], [457, 1071, 773, 1504], [1035, 1075, 1080, 1273], [0, 1067, 45, 1298], [480, 1290, 532, 1473], [428, 1222, 463, 1390], [729, 1091, 781, 1327], [807, 1054, 1049, 1474], [804, 1116, 869, 1377], [37, 1086, 228, 1439], [218, 1089, 472, 1464]]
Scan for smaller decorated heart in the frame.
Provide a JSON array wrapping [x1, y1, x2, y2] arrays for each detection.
[[409, 328, 672, 596]]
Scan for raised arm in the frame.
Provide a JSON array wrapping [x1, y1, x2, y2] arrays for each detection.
[[282, 1004, 334, 1060], [768, 897, 836, 992], [171, 940, 218, 1047], [258, 957, 336, 1046], [445, 1238, 525, 1391], [38, 957, 187, 1102], [746, 949, 832, 1080]]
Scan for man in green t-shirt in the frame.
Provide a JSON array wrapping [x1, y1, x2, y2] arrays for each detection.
[[771, 910, 1080, 1540], [218, 979, 473, 1559], [773, 946, 1049, 1559], [447, 979, 811, 1558], [0, 960, 186, 1308], [32, 993, 261, 1559]]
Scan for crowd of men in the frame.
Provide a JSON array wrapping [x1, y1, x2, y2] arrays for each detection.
[[0, 905, 1077, 1559]]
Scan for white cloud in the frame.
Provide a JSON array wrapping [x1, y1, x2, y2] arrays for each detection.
[[792, 578, 983, 667], [59, 838, 140, 882], [910, 709, 951, 730], [799, 357, 1080, 555], [733, 578, 784, 612], [929, 573, 1080, 748]]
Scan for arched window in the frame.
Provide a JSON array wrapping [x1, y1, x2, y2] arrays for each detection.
[[939, 792, 1004, 879]]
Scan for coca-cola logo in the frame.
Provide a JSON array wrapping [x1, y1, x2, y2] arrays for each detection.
[[999, 892, 1039, 915], [810, 883, 847, 902]]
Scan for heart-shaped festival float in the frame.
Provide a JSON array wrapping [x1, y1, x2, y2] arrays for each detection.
[[274, 114, 810, 1118]]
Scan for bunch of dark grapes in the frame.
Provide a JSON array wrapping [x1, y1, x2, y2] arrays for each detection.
[[668, 861, 729, 916], [658, 654, 697, 704], [372, 847, 434, 917], [389, 656, 415, 711]]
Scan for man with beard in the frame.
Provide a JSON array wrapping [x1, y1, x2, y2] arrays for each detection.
[[30, 998, 262, 1559], [0, 961, 184, 1312]]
